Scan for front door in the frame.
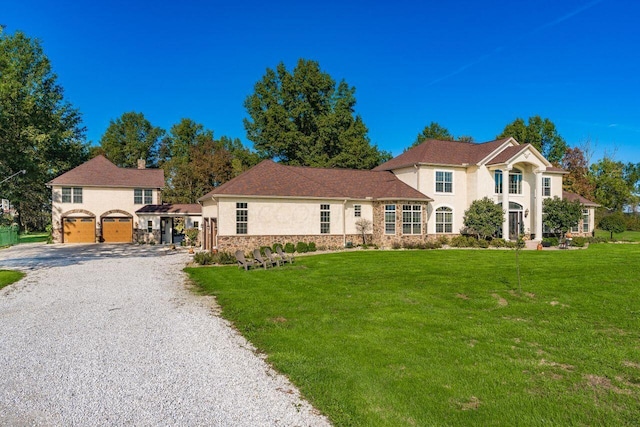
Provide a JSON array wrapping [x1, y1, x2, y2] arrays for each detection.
[[509, 211, 523, 240]]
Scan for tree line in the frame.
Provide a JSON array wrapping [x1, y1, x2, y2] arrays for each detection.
[[1, 29, 638, 232]]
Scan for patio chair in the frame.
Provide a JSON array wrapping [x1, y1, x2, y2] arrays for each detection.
[[276, 246, 294, 264], [253, 248, 276, 269], [264, 247, 281, 267], [235, 250, 255, 270]]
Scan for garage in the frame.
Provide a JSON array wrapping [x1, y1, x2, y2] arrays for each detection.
[[63, 217, 96, 243], [102, 218, 133, 243]]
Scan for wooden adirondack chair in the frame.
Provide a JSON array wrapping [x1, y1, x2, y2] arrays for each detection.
[[235, 250, 255, 270], [253, 248, 275, 269], [264, 247, 281, 267], [276, 246, 294, 264]]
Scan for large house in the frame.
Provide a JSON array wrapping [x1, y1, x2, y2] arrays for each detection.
[[198, 138, 597, 252], [48, 155, 201, 244]]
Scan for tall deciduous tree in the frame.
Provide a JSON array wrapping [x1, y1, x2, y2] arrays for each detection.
[[0, 30, 88, 230], [589, 157, 631, 212], [497, 116, 567, 165], [561, 147, 594, 199], [160, 119, 258, 203], [411, 122, 453, 147], [244, 59, 390, 169], [99, 111, 165, 168]]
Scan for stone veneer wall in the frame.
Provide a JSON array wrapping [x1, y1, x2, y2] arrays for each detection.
[[133, 228, 161, 244], [372, 201, 430, 248], [217, 234, 367, 253]]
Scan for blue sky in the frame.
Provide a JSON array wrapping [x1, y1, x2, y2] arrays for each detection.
[[4, 0, 639, 162]]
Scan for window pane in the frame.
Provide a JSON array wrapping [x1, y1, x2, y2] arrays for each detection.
[[134, 189, 142, 204], [144, 189, 152, 204], [385, 205, 395, 234], [73, 187, 82, 203], [62, 188, 71, 203]]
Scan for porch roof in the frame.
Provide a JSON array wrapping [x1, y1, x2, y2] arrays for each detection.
[[563, 191, 600, 207], [135, 204, 202, 215]]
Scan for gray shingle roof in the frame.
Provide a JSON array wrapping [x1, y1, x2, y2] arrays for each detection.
[[198, 160, 432, 201]]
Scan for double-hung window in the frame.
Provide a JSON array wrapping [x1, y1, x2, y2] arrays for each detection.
[[134, 189, 152, 204], [385, 205, 396, 234], [62, 187, 82, 203], [402, 205, 421, 234], [435, 171, 453, 193], [435, 207, 453, 233], [494, 171, 503, 194], [542, 177, 551, 197], [582, 209, 590, 233], [509, 169, 522, 194], [320, 204, 330, 234], [354, 205, 361, 217], [236, 202, 248, 234]]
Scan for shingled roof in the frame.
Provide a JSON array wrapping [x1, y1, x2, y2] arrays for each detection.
[[373, 138, 511, 171], [48, 155, 165, 188], [563, 191, 599, 207], [198, 160, 432, 201]]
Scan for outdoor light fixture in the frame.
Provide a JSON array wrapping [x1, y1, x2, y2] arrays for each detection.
[[525, 208, 529, 218], [0, 169, 26, 185]]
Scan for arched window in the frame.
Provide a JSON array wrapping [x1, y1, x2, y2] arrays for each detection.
[[435, 207, 453, 233]]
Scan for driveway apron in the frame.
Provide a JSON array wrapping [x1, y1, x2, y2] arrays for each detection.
[[0, 244, 330, 426]]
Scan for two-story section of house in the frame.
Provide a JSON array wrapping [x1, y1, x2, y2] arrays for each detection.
[[374, 137, 580, 240], [47, 155, 164, 243]]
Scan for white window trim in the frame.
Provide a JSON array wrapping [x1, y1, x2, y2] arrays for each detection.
[[434, 205, 454, 234], [384, 204, 396, 235], [434, 170, 454, 195], [494, 170, 503, 195], [236, 202, 248, 235], [508, 169, 523, 195], [402, 204, 422, 235], [542, 177, 551, 197], [320, 204, 330, 234]]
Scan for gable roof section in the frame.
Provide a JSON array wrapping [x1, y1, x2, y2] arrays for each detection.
[[563, 191, 599, 207], [373, 138, 511, 171], [136, 204, 202, 215], [198, 160, 432, 201], [48, 155, 165, 188], [485, 143, 553, 168]]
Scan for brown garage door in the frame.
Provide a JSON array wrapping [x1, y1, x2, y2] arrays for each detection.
[[63, 217, 96, 243], [102, 218, 132, 243]]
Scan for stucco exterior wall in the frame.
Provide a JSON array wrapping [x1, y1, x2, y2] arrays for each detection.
[[213, 197, 374, 237], [51, 185, 161, 243]]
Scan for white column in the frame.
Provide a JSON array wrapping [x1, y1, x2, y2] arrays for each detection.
[[535, 171, 543, 240], [502, 168, 510, 240]]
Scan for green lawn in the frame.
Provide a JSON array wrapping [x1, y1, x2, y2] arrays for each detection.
[[186, 245, 640, 426], [18, 232, 49, 244], [595, 229, 640, 242], [0, 269, 24, 290]]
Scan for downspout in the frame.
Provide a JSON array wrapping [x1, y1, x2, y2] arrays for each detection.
[[414, 164, 419, 191], [212, 197, 218, 249], [343, 200, 348, 247]]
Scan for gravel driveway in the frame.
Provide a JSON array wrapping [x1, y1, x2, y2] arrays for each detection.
[[0, 244, 330, 426]]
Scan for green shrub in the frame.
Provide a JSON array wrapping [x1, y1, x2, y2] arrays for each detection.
[[45, 224, 53, 244], [193, 251, 214, 265], [284, 242, 295, 253], [308, 242, 317, 252], [543, 237, 559, 247], [259, 246, 271, 256], [436, 235, 450, 246], [571, 237, 587, 247], [424, 241, 442, 249], [391, 241, 402, 250], [296, 242, 309, 253], [490, 238, 506, 248], [272, 243, 283, 253], [477, 239, 490, 248], [450, 235, 474, 248], [213, 251, 236, 265]]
